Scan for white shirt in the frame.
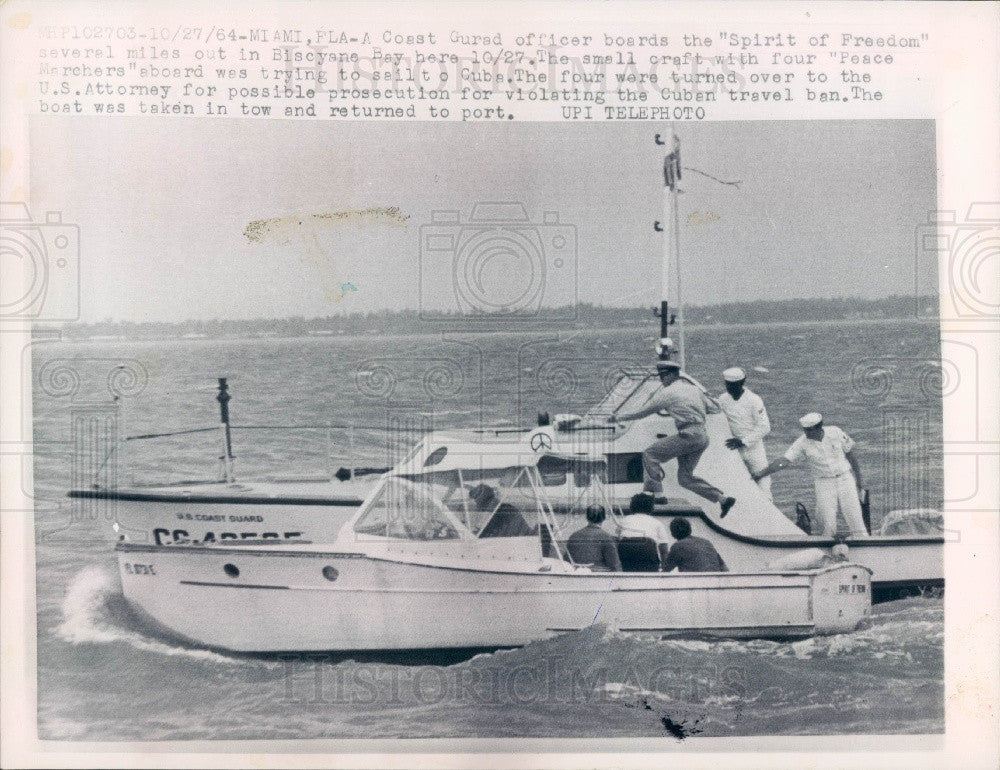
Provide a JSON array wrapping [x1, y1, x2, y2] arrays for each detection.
[[615, 513, 670, 544], [717, 388, 770, 446], [783, 426, 856, 479]]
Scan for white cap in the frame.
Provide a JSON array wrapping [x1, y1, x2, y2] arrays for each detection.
[[722, 367, 746, 383], [656, 337, 675, 354], [799, 412, 823, 428]]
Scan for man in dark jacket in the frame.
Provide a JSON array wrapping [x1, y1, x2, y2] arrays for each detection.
[[566, 506, 622, 572], [663, 518, 728, 572]]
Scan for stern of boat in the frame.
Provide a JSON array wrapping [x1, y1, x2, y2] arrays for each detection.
[[810, 563, 873, 634]]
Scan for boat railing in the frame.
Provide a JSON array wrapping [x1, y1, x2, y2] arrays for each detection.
[[118, 421, 429, 487], [528, 466, 578, 567]]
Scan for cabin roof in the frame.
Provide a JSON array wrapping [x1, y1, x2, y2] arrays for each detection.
[[393, 435, 608, 477]]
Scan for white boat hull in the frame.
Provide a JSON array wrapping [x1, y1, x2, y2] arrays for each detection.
[[117, 543, 872, 652]]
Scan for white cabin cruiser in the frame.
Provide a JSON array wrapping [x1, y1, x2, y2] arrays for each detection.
[[117, 445, 872, 652]]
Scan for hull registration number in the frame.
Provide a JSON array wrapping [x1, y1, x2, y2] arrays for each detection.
[[123, 562, 156, 575]]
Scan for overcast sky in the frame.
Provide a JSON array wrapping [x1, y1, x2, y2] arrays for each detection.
[[31, 118, 936, 323]]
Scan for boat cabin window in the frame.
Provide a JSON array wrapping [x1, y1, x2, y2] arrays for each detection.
[[353, 477, 465, 541], [536, 454, 568, 487], [423, 446, 448, 467]]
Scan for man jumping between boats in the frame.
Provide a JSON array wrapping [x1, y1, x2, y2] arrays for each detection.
[[609, 360, 737, 517]]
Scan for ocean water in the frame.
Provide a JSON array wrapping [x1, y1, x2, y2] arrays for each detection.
[[31, 319, 944, 739]]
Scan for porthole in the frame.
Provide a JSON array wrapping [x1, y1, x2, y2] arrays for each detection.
[[322, 565, 339, 581], [223, 563, 240, 578], [423, 446, 448, 467]]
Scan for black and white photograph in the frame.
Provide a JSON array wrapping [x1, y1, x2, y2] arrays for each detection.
[[1, 2, 997, 768], [23, 116, 947, 738]]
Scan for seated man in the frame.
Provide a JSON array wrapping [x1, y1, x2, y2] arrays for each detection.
[[663, 518, 728, 572], [469, 483, 533, 538], [624, 492, 671, 568], [479, 503, 534, 538], [566, 506, 622, 572]]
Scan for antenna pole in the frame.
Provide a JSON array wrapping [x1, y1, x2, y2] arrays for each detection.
[[216, 377, 235, 482]]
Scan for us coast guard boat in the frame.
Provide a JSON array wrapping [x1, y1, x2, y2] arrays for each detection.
[[116, 442, 873, 652]]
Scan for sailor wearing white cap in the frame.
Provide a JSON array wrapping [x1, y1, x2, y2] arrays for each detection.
[[656, 337, 677, 360], [753, 413, 868, 537], [609, 360, 737, 517], [717, 367, 773, 499]]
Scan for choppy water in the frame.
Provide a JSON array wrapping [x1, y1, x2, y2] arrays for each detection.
[[32, 319, 944, 739]]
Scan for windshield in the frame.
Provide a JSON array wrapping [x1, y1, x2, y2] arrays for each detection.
[[353, 457, 615, 544], [353, 476, 466, 541], [587, 372, 658, 417], [352, 467, 541, 541]]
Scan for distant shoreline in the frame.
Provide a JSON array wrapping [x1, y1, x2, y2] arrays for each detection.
[[53, 308, 940, 345]]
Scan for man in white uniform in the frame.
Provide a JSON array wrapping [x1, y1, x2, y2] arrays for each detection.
[[717, 367, 772, 499], [752, 412, 869, 537]]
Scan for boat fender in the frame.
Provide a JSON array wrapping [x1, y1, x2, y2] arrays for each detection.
[[765, 548, 826, 571], [831, 543, 850, 561]]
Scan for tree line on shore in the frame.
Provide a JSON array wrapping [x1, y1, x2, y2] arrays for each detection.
[[59, 294, 938, 340]]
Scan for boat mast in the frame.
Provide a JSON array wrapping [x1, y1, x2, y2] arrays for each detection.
[[216, 377, 235, 483], [658, 129, 685, 368]]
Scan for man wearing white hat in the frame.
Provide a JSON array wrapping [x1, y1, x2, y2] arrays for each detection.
[[610, 360, 737, 517], [656, 337, 677, 360], [752, 413, 868, 537], [717, 367, 773, 499]]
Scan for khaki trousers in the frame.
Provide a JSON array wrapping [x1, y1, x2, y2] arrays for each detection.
[[642, 427, 725, 503]]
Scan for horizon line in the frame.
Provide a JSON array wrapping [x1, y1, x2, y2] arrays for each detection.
[[69, 293, 938, 327]]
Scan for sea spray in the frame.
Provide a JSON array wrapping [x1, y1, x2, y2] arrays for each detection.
[[57, 566, 121, 645], [57, 566, 242, 665]]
